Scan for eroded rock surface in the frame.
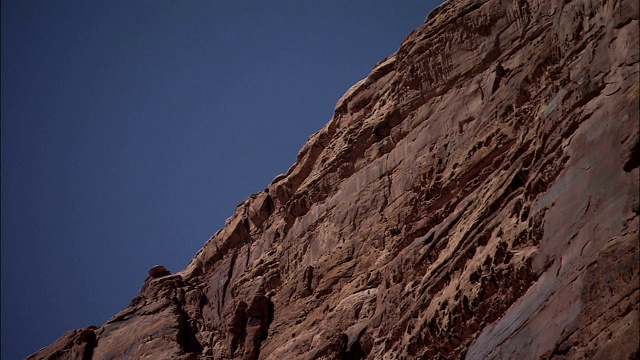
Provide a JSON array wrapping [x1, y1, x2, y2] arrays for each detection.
[[29, 0, 638, 358]]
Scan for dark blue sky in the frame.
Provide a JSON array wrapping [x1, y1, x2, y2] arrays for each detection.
[[1, 1, 440, 358]]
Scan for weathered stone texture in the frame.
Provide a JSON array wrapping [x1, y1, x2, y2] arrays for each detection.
[[29, 0, 638, 358]]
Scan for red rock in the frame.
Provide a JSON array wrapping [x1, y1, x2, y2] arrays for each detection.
[[27, 327, 97, 360], [30, 0, 639, 358], [149, 264, 171, 278]]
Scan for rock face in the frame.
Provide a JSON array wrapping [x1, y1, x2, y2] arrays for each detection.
[[29, 0, 639, 358]]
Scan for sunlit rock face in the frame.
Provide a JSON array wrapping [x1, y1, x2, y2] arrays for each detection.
[[29, 0, 638, 358]]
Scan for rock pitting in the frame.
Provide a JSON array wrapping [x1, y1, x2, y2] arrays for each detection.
[[29, 0, 638, 358]]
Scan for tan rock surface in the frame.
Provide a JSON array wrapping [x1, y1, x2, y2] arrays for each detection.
[[29, 0, 638, 358]]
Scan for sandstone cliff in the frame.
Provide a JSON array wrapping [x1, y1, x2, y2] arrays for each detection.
[[29, 0, 639, 358]]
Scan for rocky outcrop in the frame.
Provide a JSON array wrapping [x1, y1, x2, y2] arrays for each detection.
[[28, 328, 97, 360], [29, 0, 638, 358]]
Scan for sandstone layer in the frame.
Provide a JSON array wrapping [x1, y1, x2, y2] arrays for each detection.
[[30, 0, 639, 358]]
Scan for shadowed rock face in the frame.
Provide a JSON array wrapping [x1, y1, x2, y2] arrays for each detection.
[[29, 0, 639, 358]]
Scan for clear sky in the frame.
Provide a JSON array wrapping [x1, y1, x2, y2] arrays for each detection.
[[1, 1, 441, 358]]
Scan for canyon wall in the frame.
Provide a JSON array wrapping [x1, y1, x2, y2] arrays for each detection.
[[30, 0, 638, 358]]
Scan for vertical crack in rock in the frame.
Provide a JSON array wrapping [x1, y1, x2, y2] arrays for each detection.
[[228, 301, 248, 357], [219, 249, 238, 318], [175, 298, 203, 355], [242, 289, 274, 360]]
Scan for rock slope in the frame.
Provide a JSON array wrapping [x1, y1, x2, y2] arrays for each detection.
[[30, 0, 639, 358]]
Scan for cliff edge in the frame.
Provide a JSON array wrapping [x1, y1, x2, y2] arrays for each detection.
[[30, 0, 639, 358]]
